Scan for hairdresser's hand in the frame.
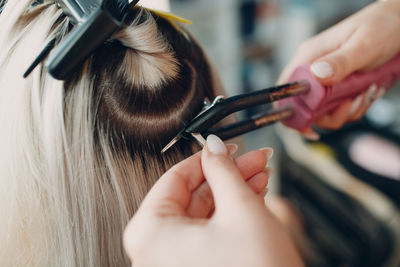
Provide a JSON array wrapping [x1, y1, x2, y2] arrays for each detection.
[[278, 0, 400, 137], [124, 135, 304, 267], [185, 143, 273, 218]]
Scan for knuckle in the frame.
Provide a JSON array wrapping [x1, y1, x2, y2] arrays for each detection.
[[167, 167, 188, 183], [352, 38, 371, 53]]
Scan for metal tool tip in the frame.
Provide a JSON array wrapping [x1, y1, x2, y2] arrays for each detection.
[[161, 138, 179, 154]]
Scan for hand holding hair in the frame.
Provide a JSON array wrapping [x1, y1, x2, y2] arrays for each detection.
[[278, 0, 400, 137], [123, 135, 304, 267]]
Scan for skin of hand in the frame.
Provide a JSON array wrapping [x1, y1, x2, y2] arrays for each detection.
[[123, 135, 304, 267], [278, 0, 400, 136]]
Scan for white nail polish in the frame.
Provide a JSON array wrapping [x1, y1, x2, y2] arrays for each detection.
[[348, 95, 363, 117], [207, 135, 227, 155], [259, 148, 274, 161], [226, 144, 239, 155], [311, 62, 334, 79]]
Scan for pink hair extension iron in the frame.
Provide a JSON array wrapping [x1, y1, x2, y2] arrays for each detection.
[[162, 81, 310, 153], [162, 54, 400, 153], [278, 53, 400, 131]]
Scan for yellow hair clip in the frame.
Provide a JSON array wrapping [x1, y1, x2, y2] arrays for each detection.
[[142, 8, 192, 25]]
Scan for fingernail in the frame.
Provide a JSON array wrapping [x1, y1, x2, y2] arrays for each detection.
[[348, 94, 363, 117], [364, 84, 378, 105], [226, 143, 239, 155], [259, 147, 274, 161], [302, 132, 320, 141], [376, 87, 386, 100], [311, 61, 334, 79], [207, 134, 228, 155]]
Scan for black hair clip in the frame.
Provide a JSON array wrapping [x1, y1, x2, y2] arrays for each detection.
[[161, 80, 310, 153], [23, 0, 140, 80]]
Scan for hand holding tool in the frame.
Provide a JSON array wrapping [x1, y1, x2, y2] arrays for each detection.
[[163, 54, 400, 152], [278, 54, 400, 131]]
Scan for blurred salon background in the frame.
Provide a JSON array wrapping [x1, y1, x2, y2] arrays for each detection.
[[171, 1, 400, 266]]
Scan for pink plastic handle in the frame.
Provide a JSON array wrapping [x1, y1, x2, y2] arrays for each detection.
[[278, 53, 400, 131]]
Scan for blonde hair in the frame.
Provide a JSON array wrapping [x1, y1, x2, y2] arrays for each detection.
[[0, 1, 215, 266]]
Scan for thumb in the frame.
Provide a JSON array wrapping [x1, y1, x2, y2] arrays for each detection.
[[310, 29, 376, 85], [201, 135, 257, 214]]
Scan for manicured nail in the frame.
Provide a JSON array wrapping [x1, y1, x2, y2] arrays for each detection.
[[302, 131, 320, 141], [259, 147, 274, 161], [348, 94, 363, 117], [311, 61, 334, 79], [226, 143, 239, 155], [376, 87, 386, 100], [207, 134, 227, 155], [364, 84, 378, 105]]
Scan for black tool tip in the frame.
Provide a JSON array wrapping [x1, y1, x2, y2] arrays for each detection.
[[22, 38, 56, 79]]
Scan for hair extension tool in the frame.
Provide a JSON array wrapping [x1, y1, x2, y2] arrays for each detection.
[[162, 54, 400, 153], [277, 53, 400, 131], [162, 81, 310, 153], [23, 0, 140, 79]]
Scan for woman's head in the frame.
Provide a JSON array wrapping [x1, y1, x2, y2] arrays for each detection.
[[0, 1, 218, 265]]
